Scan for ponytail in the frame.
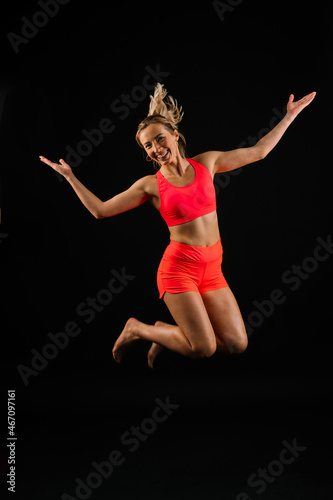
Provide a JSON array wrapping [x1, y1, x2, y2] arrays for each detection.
[[136, 83, 186, 170], [148, 83, 184, 126]]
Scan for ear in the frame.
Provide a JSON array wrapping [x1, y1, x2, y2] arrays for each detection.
[[174, 130, 179, 142]]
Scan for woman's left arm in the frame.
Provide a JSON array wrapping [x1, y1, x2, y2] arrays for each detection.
[[196, 91, 316, 174]]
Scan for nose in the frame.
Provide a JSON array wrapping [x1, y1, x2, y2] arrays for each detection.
[[152, 141, 162, 156]]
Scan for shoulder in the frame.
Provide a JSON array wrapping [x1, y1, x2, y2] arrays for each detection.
[[190, 152, 221, 175], [135, 174, 159, 196]]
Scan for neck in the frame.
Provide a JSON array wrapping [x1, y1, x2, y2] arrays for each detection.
[[162, 154, 188, 176]]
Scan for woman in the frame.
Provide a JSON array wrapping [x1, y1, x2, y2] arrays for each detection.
[[40, 84, 316, 368]]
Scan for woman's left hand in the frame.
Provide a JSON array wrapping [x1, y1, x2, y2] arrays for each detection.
[[286, 91, 316, 119]]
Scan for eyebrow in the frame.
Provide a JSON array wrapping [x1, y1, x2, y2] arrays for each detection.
[[143, 133, 163, 147]]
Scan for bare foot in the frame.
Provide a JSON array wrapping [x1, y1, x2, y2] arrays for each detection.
[[112, 317, 141, 363], [147, 321, 172, 369]]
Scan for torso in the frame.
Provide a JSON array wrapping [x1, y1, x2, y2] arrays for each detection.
[[144, 155, 220, 247]]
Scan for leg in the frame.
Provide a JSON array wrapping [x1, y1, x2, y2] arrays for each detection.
[[112, 291, 217, 363], [147, 321, 170, 369], [201, 287, 248, 354]]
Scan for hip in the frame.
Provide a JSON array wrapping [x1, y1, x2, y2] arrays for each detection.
[[162, 237, 223, 265]]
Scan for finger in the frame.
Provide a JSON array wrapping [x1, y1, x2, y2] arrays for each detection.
[[39, 156, 59, 168], [39, 155, 52, 165], [288, 94, 294, 104], [298, 92, 316, 107], [307, 91, 317, 102], [299, 91, 316, 103]]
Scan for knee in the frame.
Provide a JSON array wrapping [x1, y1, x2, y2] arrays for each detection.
[[192, 340, 217, 359], [231, 335, 248, 354]]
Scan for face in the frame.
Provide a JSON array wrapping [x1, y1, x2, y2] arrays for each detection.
[[139, 123, 179, 166]]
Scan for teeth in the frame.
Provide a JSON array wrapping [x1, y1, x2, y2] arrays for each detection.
[[157, 150, 168, 160]]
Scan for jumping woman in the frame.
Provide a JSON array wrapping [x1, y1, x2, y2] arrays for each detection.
[[40, 84, 316, 368]]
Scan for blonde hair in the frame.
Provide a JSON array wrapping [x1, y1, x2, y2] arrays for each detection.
[[136, 83, 186, 170]]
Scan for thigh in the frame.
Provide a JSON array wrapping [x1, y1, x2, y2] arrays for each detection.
[[201, 287, 248, 353], [157, 254, 202, 299], [163, 291, 217, 355]]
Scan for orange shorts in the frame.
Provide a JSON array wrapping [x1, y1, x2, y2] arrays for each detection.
[[157, 238, 228, 299]]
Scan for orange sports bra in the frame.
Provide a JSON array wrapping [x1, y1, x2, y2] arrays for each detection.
[[156, 158, 217, 227]]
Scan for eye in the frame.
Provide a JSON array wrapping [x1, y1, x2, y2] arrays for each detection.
[[158, 136, 165, 142]]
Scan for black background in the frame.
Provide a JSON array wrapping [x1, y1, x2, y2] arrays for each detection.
[[1, 1, 332, 499]]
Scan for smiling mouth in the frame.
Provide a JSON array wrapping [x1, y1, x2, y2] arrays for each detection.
[[156, 149, 170, 161]]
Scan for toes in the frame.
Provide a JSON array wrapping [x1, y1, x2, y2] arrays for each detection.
[[147, 349, 154, 369], [148, 358, 154, 370]]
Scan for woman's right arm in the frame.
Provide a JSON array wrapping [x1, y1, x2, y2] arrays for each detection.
[[39, 156, 151, 219]]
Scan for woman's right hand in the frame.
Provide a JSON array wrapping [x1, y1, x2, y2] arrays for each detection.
[[39, 156, 73, 180]]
